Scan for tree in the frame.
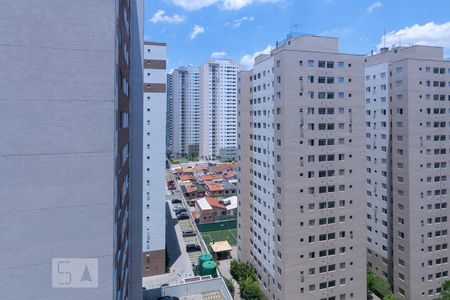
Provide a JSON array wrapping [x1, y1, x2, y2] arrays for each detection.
[[367, 267, 376, 296], [241, 278, 261, 299], [230, 259, 256, 283], [441, 281, 450, 300]]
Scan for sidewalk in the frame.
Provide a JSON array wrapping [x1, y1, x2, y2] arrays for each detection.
[[217, 247, 241, 300]]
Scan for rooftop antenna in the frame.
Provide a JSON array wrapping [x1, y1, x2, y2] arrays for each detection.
[[393, 33, 405, 47], [383, 28, 386, 48]]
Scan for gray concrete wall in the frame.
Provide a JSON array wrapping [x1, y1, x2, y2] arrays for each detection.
[[0, 1, 116, 299]]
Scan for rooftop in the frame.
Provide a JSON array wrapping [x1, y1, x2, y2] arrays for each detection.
[[204, 181, 224, 192]]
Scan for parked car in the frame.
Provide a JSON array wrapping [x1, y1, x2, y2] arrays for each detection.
[[171, 198, 182, 204], [157, 297, 179, 300], [182, 230, 196, 237], [174, 208, 187, 215], [177, 213, 189, 220], [186, 244, 201, 252]]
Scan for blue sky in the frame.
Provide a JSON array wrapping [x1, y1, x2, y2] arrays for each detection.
[[144, 0, 450, 71]]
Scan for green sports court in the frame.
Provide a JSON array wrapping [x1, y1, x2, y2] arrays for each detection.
[[201, 228, 237, 246]]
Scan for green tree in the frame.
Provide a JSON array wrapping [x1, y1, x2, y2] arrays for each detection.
[[230, 259, 256, 283], [367, 267, 376, 296], [241, 278, 261, 299], [441, 280, 450, 300]]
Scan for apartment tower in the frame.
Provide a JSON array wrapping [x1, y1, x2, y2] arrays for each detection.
[[199, 59, 240, 161], [237, 35, 367, 300], [170, 66, 201, 156], [142, 41, 167, 276], [365, 45, 450, 299], [167, 73, 174, 153], [0, 1, 144, 299]]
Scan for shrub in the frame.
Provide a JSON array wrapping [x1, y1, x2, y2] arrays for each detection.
[[230, 259, 256, 283], [223, 277, 235, 296], [241, 277, 261, 299]]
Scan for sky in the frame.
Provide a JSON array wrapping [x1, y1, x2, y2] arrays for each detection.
[[144, 0, 450, 71]]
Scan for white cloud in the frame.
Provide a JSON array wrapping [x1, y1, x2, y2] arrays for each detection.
[[377, 22, 450, 54], [240, 45, 273, 70], [367, 1, 382, 12], [211, 51, 227, 58], [226, 16, 254, 28], [169, 0, 218, 10], [189, 25, 205, 39], [169, 0, 280, 10], [150, 9, 185, 24]]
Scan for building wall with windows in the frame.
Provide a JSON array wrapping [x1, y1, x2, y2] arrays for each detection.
[[166, 73, 174, 153], [142, 41, 167, 277], [0, 1, 143, 299], [170, 66, 201, 156], [238, 35, 367, 300], [199, 59, 240, 160], [365, 45, 450, 300]]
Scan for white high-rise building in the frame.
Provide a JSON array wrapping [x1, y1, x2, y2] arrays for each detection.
[[237, 35, 367, 300], [199, 59, 240, 160], [365, 45, 450, 300], [237, 53, 276, 284], [142, 41, 167, 277], [166, 73, 174, 153], [169, 66, 201, 156]]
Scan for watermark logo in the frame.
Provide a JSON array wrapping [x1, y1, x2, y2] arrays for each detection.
[[52, 258, 98, 288]]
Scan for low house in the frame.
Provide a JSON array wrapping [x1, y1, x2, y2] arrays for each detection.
[[199, 174, 223, 182], [193, 165, 209, 176], [181, 183, 205, 201], [209, 162, 237, 174], [194, 196, 237, 224], [173, 167, 194, 179], [203, 181, 224, 197], [179, 174, 196, 182], [221, 181, 237, 197], [223, 171, 236, 180]]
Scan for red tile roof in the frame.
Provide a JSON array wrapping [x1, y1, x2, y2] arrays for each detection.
[[223, 172, 236, 179], [184, 184, 197, 193], [207, 197, 226, 209], [179, 175, 195, 181], [194, 166, 209, 171], [200, 174, 223, 181], [204, 181, 224, 192], [210, 162, 237, 172]]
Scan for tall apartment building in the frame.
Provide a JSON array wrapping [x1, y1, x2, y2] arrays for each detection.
[[237, 35, 367, 300], [142, 41, 167, 276], [0, 1, 143, 299], [200, 59, 240, 161], [365, 45, 450, 299], [169, 66, 201, 156], [167, 73, 174, 153]]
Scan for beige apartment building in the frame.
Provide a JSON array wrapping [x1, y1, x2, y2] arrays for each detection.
[[237, 35, 367, 300], [365, 45, 450, 299]]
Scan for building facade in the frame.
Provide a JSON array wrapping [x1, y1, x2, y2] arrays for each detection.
[[0, 1, 143, 299], [142, 41, 167, 276], [166, 73, 174, 153], [170, 66, 201, 156], [365, 45, 450, 299], [199, 59, 240, 161], [237, 35, 367, 300]]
